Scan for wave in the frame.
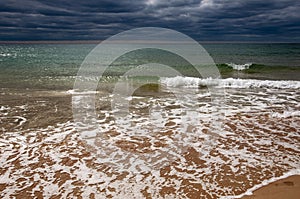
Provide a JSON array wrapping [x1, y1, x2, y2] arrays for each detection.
[[218, 63, 300, 72], [160, 76, 300, 89], [225, 63, 252, 71]]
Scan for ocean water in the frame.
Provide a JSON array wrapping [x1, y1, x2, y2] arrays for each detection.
[[0, 43, 299, 89], [0, 43, 299, 198]]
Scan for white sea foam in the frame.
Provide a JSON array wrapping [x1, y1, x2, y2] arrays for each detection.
[[66, 89, 98, 95], [226, 63, 252, 70], [0, 53, 13, 57], [0, 106, 10, 111], [270, 110, 300, 118], [1, 79, 299, 198], [13, 116, 27, 128], [161, 76, 300, 89]]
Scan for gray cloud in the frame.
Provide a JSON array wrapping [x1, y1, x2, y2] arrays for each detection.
[[0, 0, 299, 41]]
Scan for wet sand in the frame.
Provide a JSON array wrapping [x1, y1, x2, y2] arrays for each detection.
[[242, 175, 300, 199], [1, 85, 299, 198]]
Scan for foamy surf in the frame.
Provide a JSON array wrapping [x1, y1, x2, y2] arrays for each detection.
[[0, 77, 299, 198], [160, 76, 300, 89]]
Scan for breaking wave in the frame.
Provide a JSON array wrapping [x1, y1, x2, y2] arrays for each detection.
[[226, 63, 252, 71], [160, 76, 300, 89]]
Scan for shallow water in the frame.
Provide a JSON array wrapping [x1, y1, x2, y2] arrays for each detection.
[[0, 78, 299, 198]]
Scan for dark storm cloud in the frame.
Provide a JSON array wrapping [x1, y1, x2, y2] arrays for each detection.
[[0, 0, 299, 41]]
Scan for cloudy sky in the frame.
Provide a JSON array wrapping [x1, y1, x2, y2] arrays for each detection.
[[0, 0, 299, 41]]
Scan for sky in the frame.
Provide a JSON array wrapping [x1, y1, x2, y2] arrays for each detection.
[[0, 0, 299, 42]]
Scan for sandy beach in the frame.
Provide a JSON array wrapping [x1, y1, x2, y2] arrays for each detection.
[[1, 83, 299, 198], [242, 175, 300, 199]]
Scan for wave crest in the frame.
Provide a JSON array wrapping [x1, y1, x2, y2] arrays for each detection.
[[160, 76, 300, 89], [226, 63, 252, 71]]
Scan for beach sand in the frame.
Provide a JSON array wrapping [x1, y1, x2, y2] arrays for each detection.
[[1, 85, 299, 198], [242, 175, 300, 199]]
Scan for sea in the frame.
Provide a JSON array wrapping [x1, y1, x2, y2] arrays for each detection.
[[0, 42, 299, 198]]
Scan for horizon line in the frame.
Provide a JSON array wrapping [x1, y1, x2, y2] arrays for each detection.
[[0, 40, 299, 44]]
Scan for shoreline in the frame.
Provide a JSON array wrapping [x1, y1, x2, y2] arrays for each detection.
[[222, 169, 300, 199], [240, 174, 300, 199]]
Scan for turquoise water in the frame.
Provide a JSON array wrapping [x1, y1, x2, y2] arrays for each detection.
[[0, 43, 299, 89]]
